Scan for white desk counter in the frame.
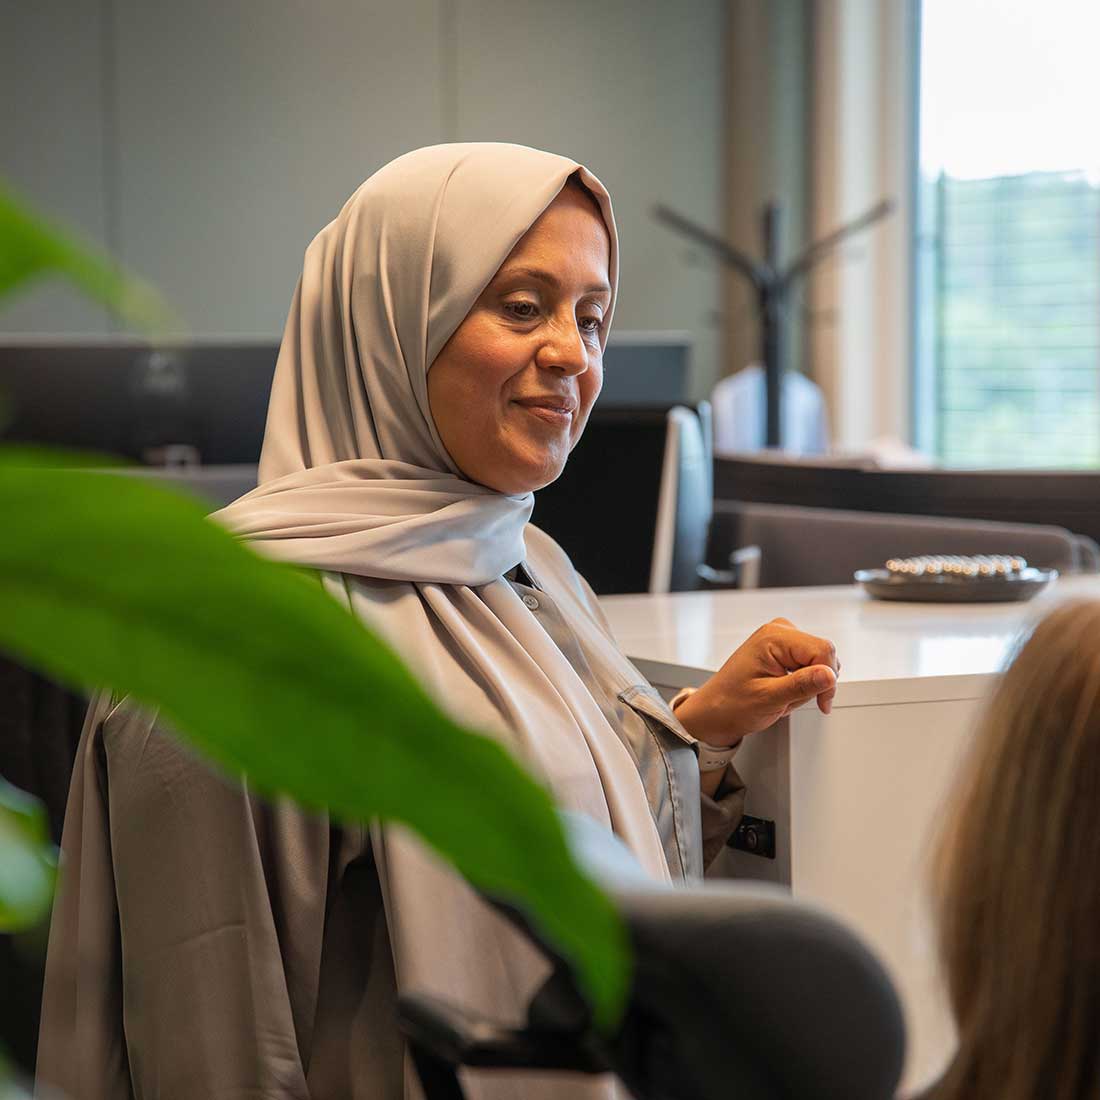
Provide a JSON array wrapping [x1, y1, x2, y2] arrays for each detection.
[[601, 575, 1100, 1092]]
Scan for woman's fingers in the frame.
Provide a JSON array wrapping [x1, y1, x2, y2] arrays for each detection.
[[767, 622, 839, 677], [706, 620, 841, 739], [758, 619, 840, 716]]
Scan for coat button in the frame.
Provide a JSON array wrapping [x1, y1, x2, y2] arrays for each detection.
[[522, 594, 540, 610]]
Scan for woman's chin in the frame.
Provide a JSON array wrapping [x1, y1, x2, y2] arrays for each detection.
[[475, 447, 568, 495]]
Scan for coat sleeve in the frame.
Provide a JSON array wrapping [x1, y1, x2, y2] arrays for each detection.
[[667, 686, 747, 870], [36, 696, 332, 1100], [36, 694, 132, 1100], [569, 566, 748, 869], [700, 769, 747, 870]]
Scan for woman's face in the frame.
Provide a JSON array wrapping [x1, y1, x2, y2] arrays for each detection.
[[428, 184, 612, 495]]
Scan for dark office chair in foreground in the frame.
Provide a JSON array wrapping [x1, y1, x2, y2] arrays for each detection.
[[399, 815, 905, 1100]]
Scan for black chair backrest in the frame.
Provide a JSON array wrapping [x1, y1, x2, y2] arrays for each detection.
[[660, 404, 712, 594]]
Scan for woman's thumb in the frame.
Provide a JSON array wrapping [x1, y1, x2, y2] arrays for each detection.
[[772, 664, 836, 707]]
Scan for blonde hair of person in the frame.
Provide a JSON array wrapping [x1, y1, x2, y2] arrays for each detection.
[[931, 599, 1100, 1100]]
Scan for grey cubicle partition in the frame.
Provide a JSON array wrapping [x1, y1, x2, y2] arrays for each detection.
[[709, 499, 1095, 589], [715, 453, 1100, 549], [708, 453, 1100, 588], [0, 340, 279, 463]]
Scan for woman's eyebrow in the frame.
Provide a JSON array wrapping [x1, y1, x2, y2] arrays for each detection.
[[498, 266, 611, 295]]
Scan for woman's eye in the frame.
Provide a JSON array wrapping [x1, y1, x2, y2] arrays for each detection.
[[504, 301, 539, 321], [579, 315, 603, 333]]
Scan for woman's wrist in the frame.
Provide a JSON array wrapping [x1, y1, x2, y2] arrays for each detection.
[[671, 682, 747, 749], [671, 688, 739, 798]]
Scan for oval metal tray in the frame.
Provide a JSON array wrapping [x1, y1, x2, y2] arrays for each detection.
[[854, 567, 1057, 603]]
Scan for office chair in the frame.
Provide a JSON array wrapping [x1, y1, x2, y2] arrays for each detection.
[[400, 814, 905, 1100], [647, 405, 761, 592], [649, 405, 711, 593]]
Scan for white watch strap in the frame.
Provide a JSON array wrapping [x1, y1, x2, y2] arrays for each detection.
[[695, 740, 740, 773]]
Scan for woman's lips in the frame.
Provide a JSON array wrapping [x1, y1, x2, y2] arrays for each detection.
[[512, 396, 576, 426]]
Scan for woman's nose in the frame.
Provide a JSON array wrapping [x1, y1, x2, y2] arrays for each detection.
[[536, 319, 589, 376]]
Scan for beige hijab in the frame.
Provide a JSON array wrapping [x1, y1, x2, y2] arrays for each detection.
[[215, 143, 670, 1097]]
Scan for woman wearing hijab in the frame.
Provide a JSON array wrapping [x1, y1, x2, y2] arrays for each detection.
[[37, 144, 839, 1100]]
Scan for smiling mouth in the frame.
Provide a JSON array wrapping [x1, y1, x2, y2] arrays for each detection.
[[512, 396, 577, 424]]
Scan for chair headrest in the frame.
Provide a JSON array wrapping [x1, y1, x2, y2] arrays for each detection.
[[612, 882, 905, 1100], [562, 814, 905, 1100]]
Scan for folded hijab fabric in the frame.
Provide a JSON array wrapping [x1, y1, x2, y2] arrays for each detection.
[[215, 141, 617, 586]]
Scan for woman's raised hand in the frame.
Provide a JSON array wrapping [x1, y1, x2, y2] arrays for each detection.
[[673, 618, 839, 748]]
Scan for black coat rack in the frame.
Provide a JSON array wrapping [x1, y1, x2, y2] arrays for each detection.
[[654, 198, 894, 448]]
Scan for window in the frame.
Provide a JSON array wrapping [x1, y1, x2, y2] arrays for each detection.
[[915, 0, 1100, 468]]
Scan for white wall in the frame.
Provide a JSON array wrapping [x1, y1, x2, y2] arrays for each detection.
[[3, 0, 728, 394], [1, 0, 114, 334]]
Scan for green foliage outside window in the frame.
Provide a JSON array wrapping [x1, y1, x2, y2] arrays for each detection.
[[932, 171, 1100, 468]]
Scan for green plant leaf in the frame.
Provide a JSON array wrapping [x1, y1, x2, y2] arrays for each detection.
[[0, 181, 178, 334], [0, 778, 57, 933], [0, 1046, 32, 1100], [0, 450, 629, 1027], [0, 445, 129, 470]]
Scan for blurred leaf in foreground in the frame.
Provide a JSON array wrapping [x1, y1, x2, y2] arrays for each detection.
[[0, 181, 177, 334], [0, 778, 56, 933], [0, 451, 629, 1028]]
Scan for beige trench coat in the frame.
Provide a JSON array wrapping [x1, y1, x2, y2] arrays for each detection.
[[36, 536, 745, 1100]]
